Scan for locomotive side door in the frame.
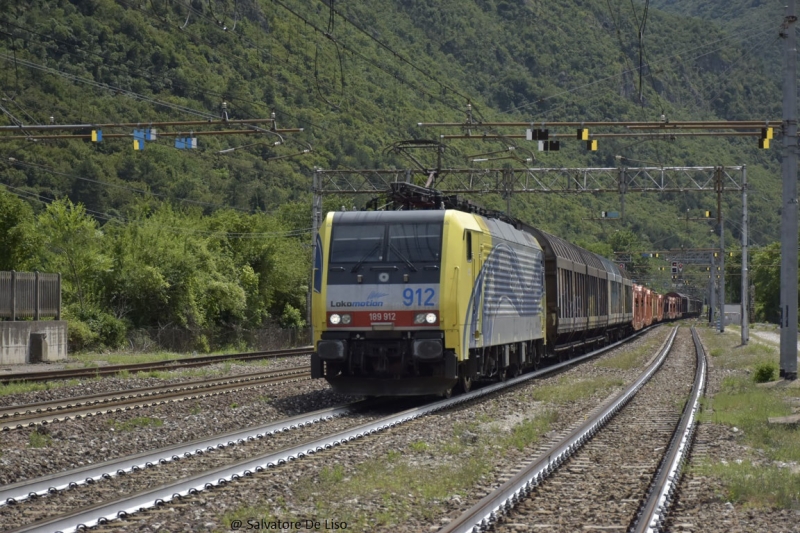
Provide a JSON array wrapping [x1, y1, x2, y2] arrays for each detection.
[[466, 230, 484, 348]]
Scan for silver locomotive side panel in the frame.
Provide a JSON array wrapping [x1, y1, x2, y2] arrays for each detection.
[[465, 217, 545, 350]]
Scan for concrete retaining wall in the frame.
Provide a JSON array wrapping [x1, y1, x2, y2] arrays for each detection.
[[0, 321, 68, 365]]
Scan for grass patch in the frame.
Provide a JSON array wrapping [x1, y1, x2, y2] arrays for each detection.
[[694, 460, 800, 509], [74, 351, 196, 366], [0, 381, 58, 397], [143, 370, 172, 380], [701, 376, 800, 462], [28, 430, 52, 448], [219, 505, 279, 529], [72, 346, 252, 367], [108, 416, 164, 432], [699, 328, 777, 371], [501, 412, 557, 451], [695, 326, 800, 507], [531, 376, 624, 404], [295, 447, 492, 526], [409, 441, 429, 452], [596, 333, 666, 370], [320, 464, 345, 484]]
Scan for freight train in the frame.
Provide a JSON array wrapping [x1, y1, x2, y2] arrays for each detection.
[[310, 185, 701, 397]]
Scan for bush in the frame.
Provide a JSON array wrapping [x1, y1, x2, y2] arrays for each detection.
[[279, 304, 306, 329], [66, 306, 128, 351], [67, 319, 99, 352], [193, 334, 210, 353], [93, 313, 127, 349], [753, 362, 777, 383]]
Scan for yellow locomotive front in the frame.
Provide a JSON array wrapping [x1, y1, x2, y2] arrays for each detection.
[[311, 208, 546, 396], [311, 210, 456, 396]]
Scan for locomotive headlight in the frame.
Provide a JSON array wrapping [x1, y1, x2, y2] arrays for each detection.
[[329, 313, 341, 325], [341, 314, 352, 325], [414, 312, 438, 324]]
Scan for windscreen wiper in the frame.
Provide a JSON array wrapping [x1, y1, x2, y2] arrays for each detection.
[[351, 242, 382, 273], [388, 242, 417, 272]]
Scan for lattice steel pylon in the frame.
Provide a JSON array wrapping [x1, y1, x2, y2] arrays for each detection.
[[311, 165, 749, 343]]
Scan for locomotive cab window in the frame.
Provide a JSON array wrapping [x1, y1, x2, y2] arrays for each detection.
[[330, 225, 384, 264], [387, 223, 442, 263], [330, 222, 443, 265]]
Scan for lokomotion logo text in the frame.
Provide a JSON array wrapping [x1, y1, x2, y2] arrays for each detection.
[[330, 291, 388, 308]]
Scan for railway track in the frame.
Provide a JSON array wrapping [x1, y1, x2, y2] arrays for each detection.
[[0, 399, 378, 531], [0, 365, 311, 431], [0, 346, 312, 384], [439, 326, 706, 533], [1, 328, 658, 533]]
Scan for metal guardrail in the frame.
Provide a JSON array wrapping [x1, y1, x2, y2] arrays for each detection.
[[0, 271, 61, 320]]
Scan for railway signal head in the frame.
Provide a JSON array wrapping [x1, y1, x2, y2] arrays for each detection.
[[759, 128, 773, 149]]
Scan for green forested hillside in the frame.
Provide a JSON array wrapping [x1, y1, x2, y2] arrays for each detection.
[[0, 0, 792, 348]]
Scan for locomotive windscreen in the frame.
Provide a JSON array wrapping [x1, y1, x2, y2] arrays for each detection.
[[329, 225, 385, 263], [330, 222, 443, 264]]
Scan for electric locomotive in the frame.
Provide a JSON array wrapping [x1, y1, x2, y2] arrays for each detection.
[[310, 208, 546, 396]]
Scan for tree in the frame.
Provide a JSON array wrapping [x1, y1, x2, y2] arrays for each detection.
[[750, 243, 781, 323], [34, 198, 110, 313], [608, 230, 650, 279], [0, 189, 35, 271]]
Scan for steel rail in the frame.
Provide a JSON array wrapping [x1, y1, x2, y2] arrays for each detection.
[[0, 399, 372, 508], [1, 366, 311, 431], [438, 326, 679, 533], [2, 367, 307, 417], [629, 327, 708, 533], [8, 328, 658, 533], [0, 346, 312, 384]]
